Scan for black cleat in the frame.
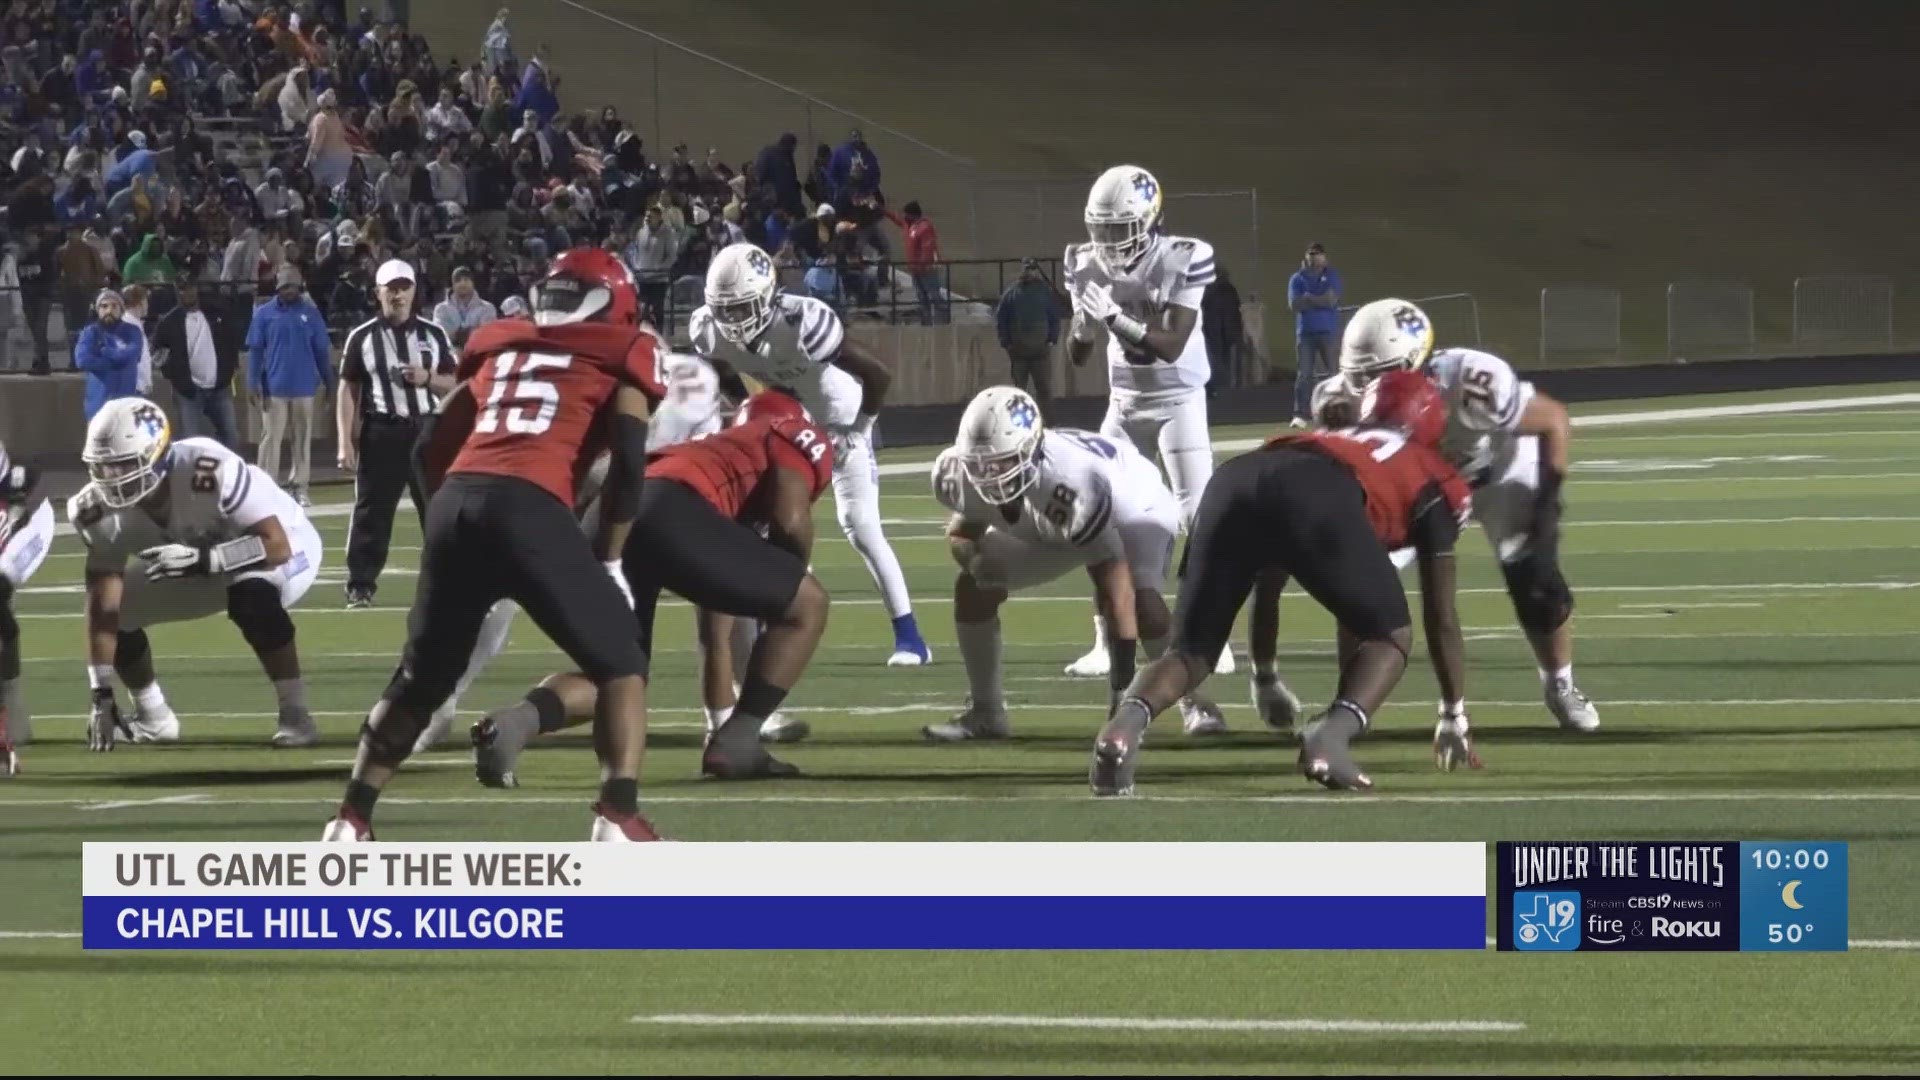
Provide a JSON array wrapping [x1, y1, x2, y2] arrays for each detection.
[[471, 715, 526, 789], [1298, 710, 1374, 791]]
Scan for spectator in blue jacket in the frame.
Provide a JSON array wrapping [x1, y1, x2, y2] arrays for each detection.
[[75, 289, 146, 421], [1287, 242, 1342, 425], [512, 65, 559, 126], [995, 259, 1060, 402], [104, 144, 157, 197], [828, 128, 881, 198], [247, 267, 334, 505]]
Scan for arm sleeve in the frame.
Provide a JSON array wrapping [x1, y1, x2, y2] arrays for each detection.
[[73, 325, 101, 371]]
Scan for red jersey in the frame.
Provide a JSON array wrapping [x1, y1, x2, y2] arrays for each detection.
[[1267, 427, 1471, 551], [449, 319, 666, 506], [646, 416, 835, 521]]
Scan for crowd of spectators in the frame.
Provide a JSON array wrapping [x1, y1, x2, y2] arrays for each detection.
[[0, 0, 950, 384]]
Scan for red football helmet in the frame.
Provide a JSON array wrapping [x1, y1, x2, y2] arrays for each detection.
[[737, 390, 809, 426], [1361, 369, 1448, 448], [529, 247, 639, 327]]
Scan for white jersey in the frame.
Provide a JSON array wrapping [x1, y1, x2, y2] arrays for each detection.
[[646, 352, 726, 452], [932, 428, 1167, 559], [689, 293, 863, 429], [1426, 347, 1534, 478], [1064, 234, 1215, 392], [70, 438, 309, 573]]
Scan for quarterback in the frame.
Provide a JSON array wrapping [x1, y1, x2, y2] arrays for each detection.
[[1062, 164, 1234, 689], [69, 399, 324, 751]]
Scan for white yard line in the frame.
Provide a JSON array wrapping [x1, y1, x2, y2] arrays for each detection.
[[628, 1012, 1527, 1034], [79, 793, 214, 812]]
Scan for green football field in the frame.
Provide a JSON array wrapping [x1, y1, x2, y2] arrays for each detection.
[[3, 384, 1919, 1073]]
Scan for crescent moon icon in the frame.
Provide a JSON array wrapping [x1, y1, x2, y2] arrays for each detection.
[[1782, 880, 1804, 910]]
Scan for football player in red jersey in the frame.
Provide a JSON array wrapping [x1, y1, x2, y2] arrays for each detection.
[[1090, 370, 1472, 795], [471, 390, 835, 786], [324, 248, 669, 843]]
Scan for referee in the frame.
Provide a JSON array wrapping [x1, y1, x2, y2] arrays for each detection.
[[335, 259, 457, 608]]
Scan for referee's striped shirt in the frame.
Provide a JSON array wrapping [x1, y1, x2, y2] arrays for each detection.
[[340, 314, 458, 419]]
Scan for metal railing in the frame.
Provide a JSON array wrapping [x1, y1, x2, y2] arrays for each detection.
[[1335, 292, 1482, 349], [1665, 282, 1754, 360], [1793, 275, 1893, 347]]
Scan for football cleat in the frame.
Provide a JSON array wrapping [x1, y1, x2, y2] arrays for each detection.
[[270, 706, 320, 749], [1253, 676, 1304, 737], [126, 701, 181, 743], [321, 809, 373, 841], [1063, 644, 1109, 678], [413, 700, 458, 754], [0, 707, 16, 778], [344, 586, 374, 609], [758, 711, 811, 744], [1432, 714, 1484, 773], [887, 640, 933, 667], [1178, 696, 1228, 737], [699, 744, 802, 780], [922, 701, 1009, 743], [1298, 710, 1374, 791], [1546, 678, 1600, 732], [1088, 723, 1141, 797], [589, 804, 663, 841], [470, 713, 529, 789]]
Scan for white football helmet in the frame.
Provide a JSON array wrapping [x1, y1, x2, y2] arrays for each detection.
[[956, 386, 1045, 505], [83, 397, 173, 509], [1338, 298, 1435, 393], [1084, 164, 1164, 275], [704, 242, 779, 344]]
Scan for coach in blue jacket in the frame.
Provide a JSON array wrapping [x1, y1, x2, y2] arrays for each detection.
[[247, 266, 334, 505], [1288, 242, 1342, 425], [74, 289, 146, 421]]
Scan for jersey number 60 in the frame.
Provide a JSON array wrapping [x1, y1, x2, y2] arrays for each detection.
[[477, 351, 573, 436]]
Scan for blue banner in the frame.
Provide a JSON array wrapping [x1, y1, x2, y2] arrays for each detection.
[[84, 895, 1487, 950]]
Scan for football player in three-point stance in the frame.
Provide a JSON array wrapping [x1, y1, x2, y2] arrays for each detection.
[[1315, 298, 1601, 734], [0, 440, 49, 776], [927, 386, 1227, 741], [695, 243, 931, 668], [1091, 371, 1474, 796], [68, 399, 325, 751], [1062, 164, 1234, 705]]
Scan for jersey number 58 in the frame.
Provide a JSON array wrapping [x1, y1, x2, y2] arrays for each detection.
[[477, 351, 573, 436]]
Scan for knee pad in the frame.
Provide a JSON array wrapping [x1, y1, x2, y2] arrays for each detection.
[[115, 627, 152, 669], [1501, 555, 1574, 633], [227, 579, 296, 653], [357, 689, 425, 766]]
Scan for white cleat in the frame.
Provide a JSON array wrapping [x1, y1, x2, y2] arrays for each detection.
[[758, 711, 811, 744], [589, 806, 663, 841], [126, 703, 181, 743], [321, 813, 372, 841], [1063, 645, 1109, 678], [1179, 696, 1229, 737], [271, 706, 320, 748], [413, 700, 458, 754], [922, 701, 1010, 743], [1546, 678, 1601, 732], [886, 644, 933, 667], [1214, 648, 1236, 676]]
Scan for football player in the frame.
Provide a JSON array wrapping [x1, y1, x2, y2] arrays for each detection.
[[68, 399, 324, 751], [1317, 298, 1600, 732], [470, 390, 835, 786], [926, 386, 1229, 740], [0, 441, 49, 776], [695, 242, 931, 668], [1091, 371, 1473, 795], [1062, 164, 1234, 691], [324, 247, 667, 842]]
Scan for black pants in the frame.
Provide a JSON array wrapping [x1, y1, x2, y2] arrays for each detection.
[[623, 480, 808, 674], [391, 474, 643, 714], [1173, 448, 1410, 664], [346, 415, 428, 595]]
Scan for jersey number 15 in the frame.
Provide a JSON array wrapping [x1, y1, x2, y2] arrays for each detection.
[[477, 351, 573, 436]]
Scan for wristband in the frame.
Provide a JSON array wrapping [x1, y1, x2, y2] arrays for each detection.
[[1107, 312, 1148, 348], [209, 535, 268, 574]]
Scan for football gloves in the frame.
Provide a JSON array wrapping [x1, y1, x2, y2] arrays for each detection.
[[88, 687, 129, 752]]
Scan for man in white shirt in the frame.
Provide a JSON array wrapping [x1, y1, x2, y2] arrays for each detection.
[[154, 280, 239, 447], [425, 88, 473, 143], [429, 266, 497, 350]]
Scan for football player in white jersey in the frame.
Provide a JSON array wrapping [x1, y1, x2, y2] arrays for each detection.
[[1061, 164, 1234, 689], [0, 440, 49, 776], [694, 242, 931, 667], [67, 398, 325, 750], [1317, 298, 1600, 734], [926, 386, 1228, 740]]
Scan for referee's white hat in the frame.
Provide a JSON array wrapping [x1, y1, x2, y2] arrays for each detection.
[[376, 259, 416, 287]]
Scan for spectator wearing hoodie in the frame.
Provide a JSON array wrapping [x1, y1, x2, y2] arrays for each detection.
[[828, 128, 881, 201], [75, 289, 146, 420], [255, 167, 303, 222], [103, 140, 157, 196], [994, 258, 1061, 402], [58, 227, 114, 346], [247, 266, 334, 505], [121, 233, 176, 286], [752, 132, 803, 217]]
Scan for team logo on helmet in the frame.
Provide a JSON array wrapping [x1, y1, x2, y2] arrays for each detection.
[[747, 248, 772, 276], [1131, 171, 1158, 204], [1007, 397, 1038, 431], [131, 404, 167, 440], [1393, 305, 1427, 338]]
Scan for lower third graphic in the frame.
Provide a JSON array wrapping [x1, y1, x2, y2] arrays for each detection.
[[1513, 891, 1581, 951]]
